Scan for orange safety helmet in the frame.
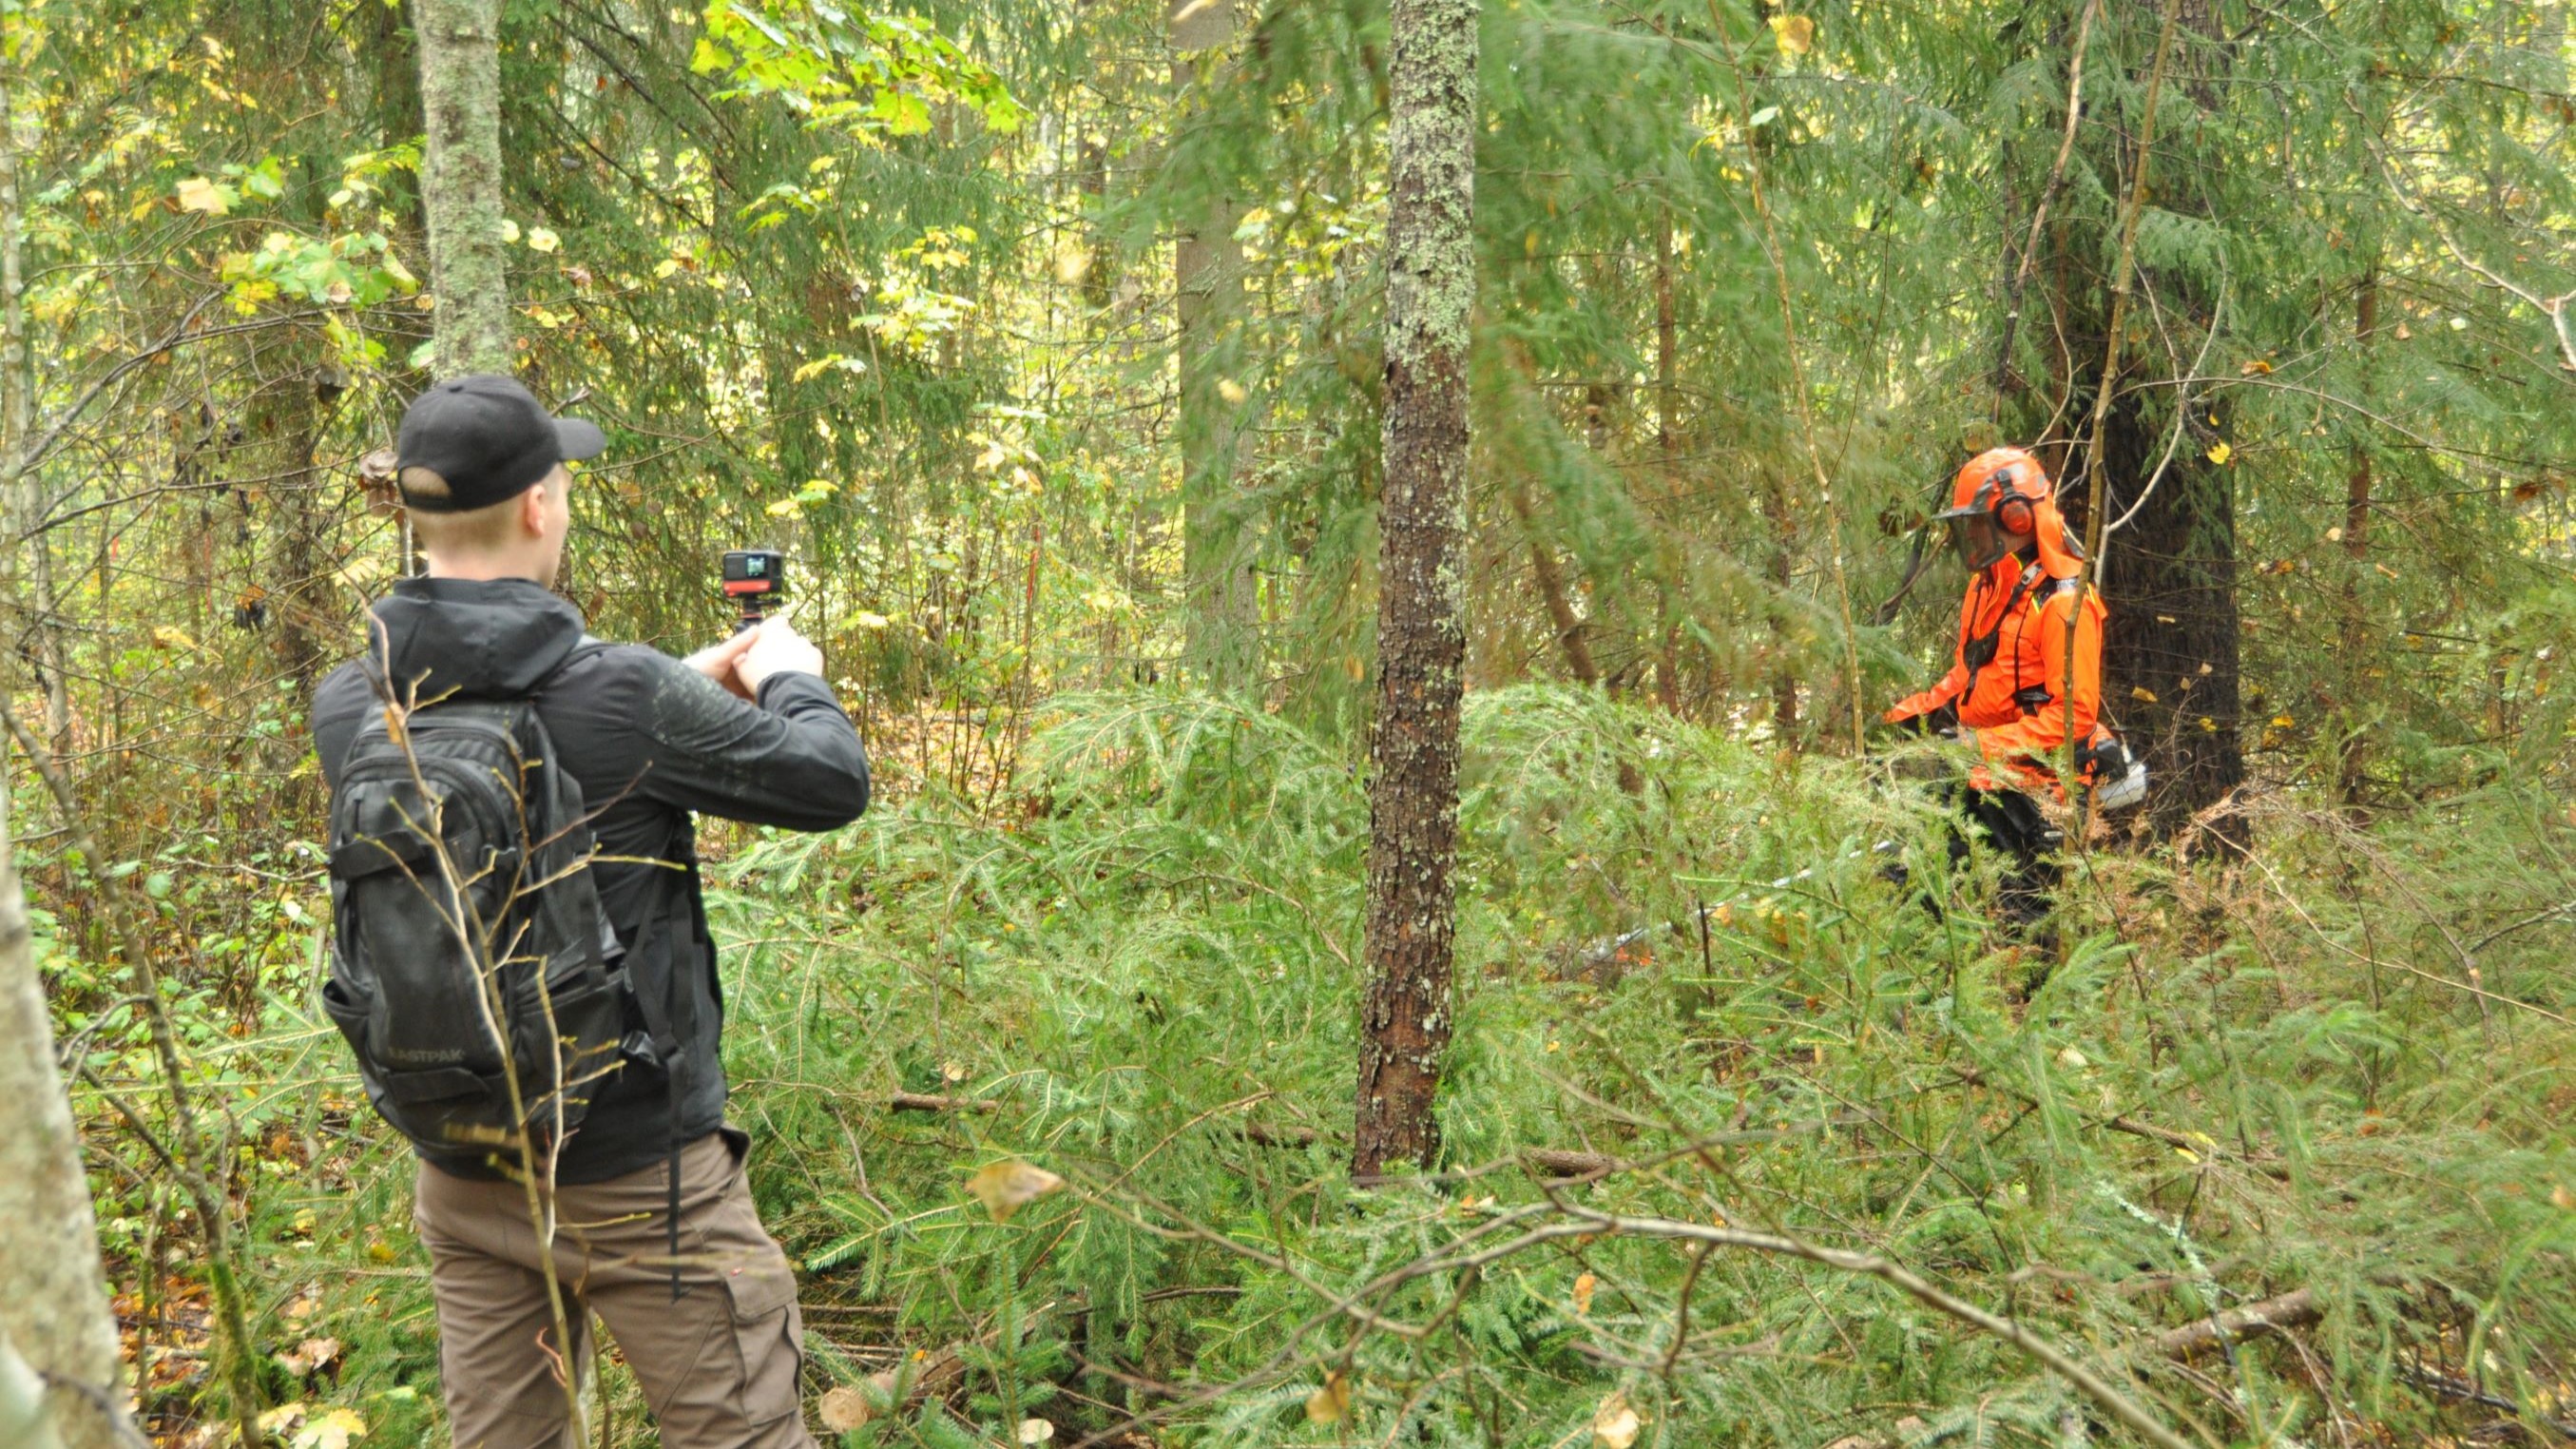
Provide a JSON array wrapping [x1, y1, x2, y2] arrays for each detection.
[[1935, 446, 2083, 579]]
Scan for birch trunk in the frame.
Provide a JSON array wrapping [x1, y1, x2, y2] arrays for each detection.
[[0, 783, 131, 1449], [414, 0, 512, 377], [0, 1327, 67, 1449], [1353, 0, 1477, 1179]]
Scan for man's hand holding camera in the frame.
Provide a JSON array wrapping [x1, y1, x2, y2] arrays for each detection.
[[684, 620, 827, 701]]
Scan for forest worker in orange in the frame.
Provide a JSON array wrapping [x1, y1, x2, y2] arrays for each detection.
[[1884, 446, 2136, 928]]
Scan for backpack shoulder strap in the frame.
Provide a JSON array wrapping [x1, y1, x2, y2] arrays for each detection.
[[2026, 573, 2083, 613]]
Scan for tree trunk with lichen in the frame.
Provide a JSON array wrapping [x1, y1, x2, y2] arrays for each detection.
[[0, 797, 131, 1449], [1353, 0, 1477, 1181], [414, 0, 512, 377]]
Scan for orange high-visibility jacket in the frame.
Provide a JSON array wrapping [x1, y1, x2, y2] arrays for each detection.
[[1887, 555, 2106, 794]]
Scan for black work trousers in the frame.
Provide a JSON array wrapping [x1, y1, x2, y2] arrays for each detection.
[[1945, 782, 2062, 932]]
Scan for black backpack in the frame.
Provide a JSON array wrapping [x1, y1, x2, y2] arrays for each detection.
[[320, 645, 638, 1157]]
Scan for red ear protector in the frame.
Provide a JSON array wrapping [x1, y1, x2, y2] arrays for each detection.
[[1991, 478, 2036, 537], [1970, 459, 2044, 537]]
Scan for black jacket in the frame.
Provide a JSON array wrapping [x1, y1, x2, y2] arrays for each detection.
[[312, 577, 868, 1183]]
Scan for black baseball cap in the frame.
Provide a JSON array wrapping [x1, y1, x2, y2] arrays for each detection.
[[394, 375, 606, 513]]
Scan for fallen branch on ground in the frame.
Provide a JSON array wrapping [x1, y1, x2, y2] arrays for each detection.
[[2146, 1288, 2319, 1358], [889, 1092, 1000, 1114]]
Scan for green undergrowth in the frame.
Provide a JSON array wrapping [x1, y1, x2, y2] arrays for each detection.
[[239, 687, 2574, 1447]]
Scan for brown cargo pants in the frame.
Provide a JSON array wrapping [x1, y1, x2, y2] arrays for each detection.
[[413, 1132, 817, 1449]]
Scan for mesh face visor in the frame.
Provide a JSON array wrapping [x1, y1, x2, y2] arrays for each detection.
[[1941, 509, 2009, 571]]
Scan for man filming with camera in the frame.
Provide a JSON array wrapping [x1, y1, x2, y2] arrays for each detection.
[[312, 375, 865, 1448]]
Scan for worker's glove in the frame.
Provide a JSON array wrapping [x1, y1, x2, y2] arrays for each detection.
[[1881, 702, 1959, 738]]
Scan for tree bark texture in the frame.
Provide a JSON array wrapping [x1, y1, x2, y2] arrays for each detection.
[[2083, 0, 2242, 840], [414, 0, 513, 377], [0, 793, 130, 1449], [1173, 0, 1260, 691], [2095, 395, 2245, 840], [0, 1328, 67, 1449], [1353, 0, 1477, 1180]]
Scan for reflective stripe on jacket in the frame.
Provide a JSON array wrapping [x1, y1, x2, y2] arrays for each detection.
[[1887, 557, 2106, 794]]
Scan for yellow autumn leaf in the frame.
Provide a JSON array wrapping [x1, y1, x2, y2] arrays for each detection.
[[1217, 377, 1249, 405], [1017, 1420, 1057, 1444], [2130, 686, 2158, 704], [1305, 1371, 1352, 1424], [1769, 13, 1816, 52], [2206, 440, 2233, 466], [177, 177, 230, 215], [2271, 715, 2296, 728], [528, 227, 561, 254], [964, 1160, 1064, 1223], [1571, 1271, 1597, 1316], [296, 1407, 368, 1449], [854, 611, 892, 630], [793, 354, 858, 383]]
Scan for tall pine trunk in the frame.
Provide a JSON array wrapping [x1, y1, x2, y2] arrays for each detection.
[[1173, 0, 1260, 691], [0, 792, 132, 1449], [415, 0, 512, 377], [1353, 0, 1477, 1180]]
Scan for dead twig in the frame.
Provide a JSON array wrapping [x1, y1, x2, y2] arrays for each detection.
[[2145, 1287, 2319, 1359], [889, 1091, 1001, 1114]]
